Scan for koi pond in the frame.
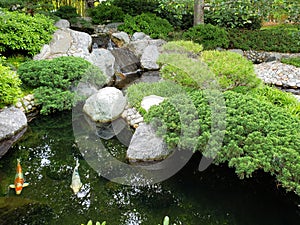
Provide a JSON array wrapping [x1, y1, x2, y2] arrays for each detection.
[[0, 111, 300, 225]]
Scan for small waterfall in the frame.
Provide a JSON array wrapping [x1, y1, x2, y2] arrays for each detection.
[[107, 39, 114, 50]]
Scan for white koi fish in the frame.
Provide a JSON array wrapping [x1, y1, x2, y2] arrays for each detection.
[[70, 159, 82, 194], [9, 159, 29, 195]]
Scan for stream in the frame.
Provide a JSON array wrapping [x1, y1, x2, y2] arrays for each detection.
[[0, 111, 300, 225]]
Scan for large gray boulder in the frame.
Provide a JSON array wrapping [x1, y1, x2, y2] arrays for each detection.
[[125, 39, 166, 58], [126, 123, 171, 162], [0, 107, 27, 157], [131, 32, 151, 41], [111, 31, 130, 47], [55, 19, 70, 29], [140, 45, 160, 70], [83, 87, 127, 122], [87, 48, 116, 80], [34, 28, 92, 60]]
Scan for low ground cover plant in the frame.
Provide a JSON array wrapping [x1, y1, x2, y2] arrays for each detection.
[[281, 57, 300, 68], [158, 42, 260, 91], [200, 50, 261, 90]]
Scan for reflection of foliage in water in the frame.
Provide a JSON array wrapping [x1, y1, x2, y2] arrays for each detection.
[[0, 112, 299, 225]]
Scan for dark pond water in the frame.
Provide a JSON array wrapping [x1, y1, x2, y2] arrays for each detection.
[[0, 111, 300, 225]]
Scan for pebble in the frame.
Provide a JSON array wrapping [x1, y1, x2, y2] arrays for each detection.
[[121, 106, 144, 128], [15, 94, 36, 113], [255, 62, 300, 88], [254, 61, 300, 101]]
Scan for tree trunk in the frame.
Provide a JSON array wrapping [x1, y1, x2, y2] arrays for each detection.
[[194, 0, 204, 26]]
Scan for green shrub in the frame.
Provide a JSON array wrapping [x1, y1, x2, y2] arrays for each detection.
[[200, 50, 261, 90], [87, 3, 124, 24], [118, 13, 174, 39], [0, 10, 56, 56], [158, 49, 260, 91], [161, 40, 203, 55], [0, 64, 22, 108], [53, 5, 79, 21], [183, 24, 229, 50], [111, 0, 158, 17], [144, 89, 300, 195], [34, 87, 75, 115], [18, 57, 91, 89], [18, 56, 107, 114], [126, 81, 183, 110], [158, 53, 212, 89], [1, 54, 31, 70], [248, 85, 300, 117], [281, 57, 300, 68], [228, 27, 300, 53], [204, 1, 262, 30]]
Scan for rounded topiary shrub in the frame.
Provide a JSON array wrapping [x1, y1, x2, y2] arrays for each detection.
[[200, 50, 261, 90], [18, 56, 107, 115], [118, 13, 174, 39], [183, 24, 229, 50]]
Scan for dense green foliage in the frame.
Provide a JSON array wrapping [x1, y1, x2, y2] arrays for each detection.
[[126, 81, 183, 111], [0, 9, 56, 56], [281, 57, 300, 68], [87, 2, 124, 24], [183, 24, 229, 50], [228, 26, 300, 53], [158, 44, 260, 91], [0, 63, 22, 108], [158, 53, 212, 89], [204, 0, 262, 29], [144, 89, 300, 195], [17, 56, 107, 114], [111, 0, 159, 16], [234, 85, 300, 117], [200, 50, 261, 90], [53, 5, 79, 20], [162, 40, 203, 55], [118, 13, 174, 39], [0, 0, 54, 16], [1, 54, 30, 70]]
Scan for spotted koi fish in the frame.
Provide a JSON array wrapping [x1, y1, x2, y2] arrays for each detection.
[[70, 159, 82, 194], [9, 159, 29, 195]]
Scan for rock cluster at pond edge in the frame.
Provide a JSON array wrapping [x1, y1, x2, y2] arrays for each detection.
[[0, 107, 27, 157]]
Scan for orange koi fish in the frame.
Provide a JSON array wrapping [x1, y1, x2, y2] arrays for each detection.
[[9, 159, 29, 195]]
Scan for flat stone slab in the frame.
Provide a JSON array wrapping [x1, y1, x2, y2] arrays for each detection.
[[141, 95, 165, 112]]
